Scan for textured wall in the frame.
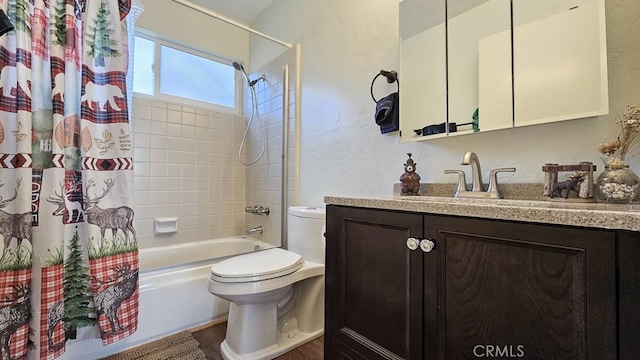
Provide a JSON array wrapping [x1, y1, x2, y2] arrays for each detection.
[[252, 0, 640, 206], [137, 0, 250, 63]]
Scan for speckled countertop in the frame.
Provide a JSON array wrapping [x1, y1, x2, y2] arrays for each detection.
[[324, 195, 640, 232]]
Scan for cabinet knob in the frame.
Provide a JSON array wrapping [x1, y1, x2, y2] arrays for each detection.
[[406, 237, 421, 250], [420, 239, 435, 253]]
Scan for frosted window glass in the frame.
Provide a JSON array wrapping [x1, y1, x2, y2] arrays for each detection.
[[159, 45, 235, 108], [133, 36, 154, 95]]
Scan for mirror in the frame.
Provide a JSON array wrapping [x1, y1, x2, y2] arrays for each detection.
[[399, 0, 448, 140], [399, 0, 608, 141], [447, 0, 512, 136], [513, 0, 608, 127]]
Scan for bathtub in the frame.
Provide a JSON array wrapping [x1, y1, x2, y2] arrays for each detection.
[[63, 236, 275, 360]]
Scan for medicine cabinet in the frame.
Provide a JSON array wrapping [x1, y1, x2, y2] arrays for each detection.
[[399, 0, 608, 141]]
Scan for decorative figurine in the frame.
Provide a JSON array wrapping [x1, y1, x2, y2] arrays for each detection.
[[550, 172, 586, 199], [400, 153, 421, 196], [542, 162, 596, 202]]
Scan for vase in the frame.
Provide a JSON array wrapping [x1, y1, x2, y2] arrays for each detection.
[[595, 157, 640, 204]]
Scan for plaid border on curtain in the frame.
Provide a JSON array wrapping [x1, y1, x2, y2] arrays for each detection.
[[0, 269, 31, 360], [89, 251, 139, 345], [40, 264, 65, 360]]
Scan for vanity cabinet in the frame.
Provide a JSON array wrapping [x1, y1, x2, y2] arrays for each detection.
[[325, 205, 639, 360]]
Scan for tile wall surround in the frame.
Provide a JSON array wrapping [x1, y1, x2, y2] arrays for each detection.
[[244, 48, 297, 248], [131, 49, 297, 250], [132, 97, 248, 249]]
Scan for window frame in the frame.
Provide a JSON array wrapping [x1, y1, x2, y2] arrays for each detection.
[[133, 29, 243, 114]]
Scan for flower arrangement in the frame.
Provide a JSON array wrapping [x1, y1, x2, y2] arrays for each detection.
[[598, 104, 640, 168]]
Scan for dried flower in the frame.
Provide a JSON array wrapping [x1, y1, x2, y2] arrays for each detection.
[[599, 104, 640, 165]]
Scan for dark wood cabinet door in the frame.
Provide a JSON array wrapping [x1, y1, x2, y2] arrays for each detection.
[[330, 339, 370, 360], [326, 206, 423, 360], [423, 215, 616, 360]]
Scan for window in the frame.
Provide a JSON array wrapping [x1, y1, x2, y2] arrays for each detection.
[[132, 33, 240, 112]]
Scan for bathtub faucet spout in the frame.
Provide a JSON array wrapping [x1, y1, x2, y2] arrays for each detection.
[[247, 226, 263, 235]]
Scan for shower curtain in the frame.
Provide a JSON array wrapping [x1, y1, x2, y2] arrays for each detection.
[[0, 0, 138, 359]]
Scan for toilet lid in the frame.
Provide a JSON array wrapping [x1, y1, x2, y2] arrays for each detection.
[[210, 248, 303, 283]]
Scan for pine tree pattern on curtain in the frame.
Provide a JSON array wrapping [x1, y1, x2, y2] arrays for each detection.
[[0, 0, 137, 358]]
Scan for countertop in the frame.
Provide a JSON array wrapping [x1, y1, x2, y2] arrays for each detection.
[[324, 195, 640, 232]]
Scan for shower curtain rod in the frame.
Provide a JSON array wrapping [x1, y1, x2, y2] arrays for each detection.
[[172, 0, 293, 49]]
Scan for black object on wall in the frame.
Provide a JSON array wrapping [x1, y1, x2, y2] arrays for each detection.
[[371, 69, 399, 134], [0, 10, 14, 36]]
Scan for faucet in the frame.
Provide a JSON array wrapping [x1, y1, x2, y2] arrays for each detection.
[[460, 152, 484, 192], [246, 226, 263, 235], [445, 151, 516, 199]]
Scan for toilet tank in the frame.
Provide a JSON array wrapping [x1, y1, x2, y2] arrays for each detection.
[[287, 206, 326, 264]]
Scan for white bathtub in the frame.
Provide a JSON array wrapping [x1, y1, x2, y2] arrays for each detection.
[[63, 236, 275, 360]]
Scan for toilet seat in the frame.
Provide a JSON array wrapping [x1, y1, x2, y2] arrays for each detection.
[[210, 248, 303, 283]]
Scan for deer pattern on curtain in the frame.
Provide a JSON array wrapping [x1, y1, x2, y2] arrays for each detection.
[[0, 0, 138, 359]]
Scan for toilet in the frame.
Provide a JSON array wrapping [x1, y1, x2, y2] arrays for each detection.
[[208, 206, 326, 360]]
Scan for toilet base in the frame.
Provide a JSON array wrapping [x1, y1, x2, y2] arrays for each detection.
[[220, 329, 323, 360], [217, 272, 325, 360]]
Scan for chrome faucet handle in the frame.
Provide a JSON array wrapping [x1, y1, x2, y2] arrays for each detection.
[[487, 167, 516, 198], [444, 170, 468, 197]]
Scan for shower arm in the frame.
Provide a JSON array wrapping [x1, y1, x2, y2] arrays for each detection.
[[171, 0, 293, 49]]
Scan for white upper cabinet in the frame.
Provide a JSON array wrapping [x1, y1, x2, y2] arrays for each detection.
[[399, 0, 608, 141]]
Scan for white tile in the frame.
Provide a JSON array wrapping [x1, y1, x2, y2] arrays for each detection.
[[182, 125, 196, 139], [167, 103, 182, 111], [151, 121, 167, 135], [134, 134, 151, 148], [133, 104, 151, 120], [135, 191, 150, 206], [133, 96, 151, 106], [182, 190, 196, 203], [181, 216, 196, 230], [134, 177, 150, 191], [150, 177, 167, 191], [182, 138, 197, 151], [134, 163, 150, 177], [151, 106, 167, 122], [166, 191, 181, 204], [133, 148, 150, 162], [134, 119, 151, 134], [181, 203, 197, 216], [182, 112, 196, 126], [166, 137, 182, 151], [167, 123, 181, 137], [167, 109, 182, 124], [166, 177, 182, 190], [181, 164, 196, 177], [150, 135, 167, 149], [181, 152, 197, 165], [150, 149, 167, 163], [167, 150, 182, 164], [150, 163, 167, 177], [151, 100, 167, 109], [196, 114, 209, 128], [149, 192, 167, 205]]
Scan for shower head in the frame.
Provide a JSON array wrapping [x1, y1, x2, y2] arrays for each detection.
[[232, 61, 252, 87], [233, 61, 265, 88], [232, 61, 245, 72]]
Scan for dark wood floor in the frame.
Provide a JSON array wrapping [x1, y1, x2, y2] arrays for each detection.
[[191, 322, 324, 360]]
